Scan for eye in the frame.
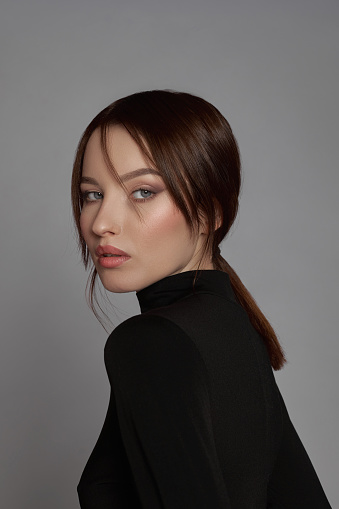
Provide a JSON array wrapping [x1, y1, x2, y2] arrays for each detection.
[[132, 188, 155, 201], [82, 191, 103, 202]]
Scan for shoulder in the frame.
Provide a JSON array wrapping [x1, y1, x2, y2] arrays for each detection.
[[104, 313, 208, 392], [105, 313, 199, 358]]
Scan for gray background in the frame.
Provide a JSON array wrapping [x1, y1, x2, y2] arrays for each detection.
[[1, 0, 338, 507]]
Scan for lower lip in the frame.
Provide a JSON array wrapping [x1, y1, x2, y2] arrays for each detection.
[[98, 255, 131, 268]]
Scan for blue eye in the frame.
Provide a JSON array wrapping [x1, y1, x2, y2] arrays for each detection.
[[82, 191, 103, 202], [132, 189, 155, 201]]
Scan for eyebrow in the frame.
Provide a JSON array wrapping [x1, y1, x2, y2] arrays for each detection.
[[80, 168, 162, 185]]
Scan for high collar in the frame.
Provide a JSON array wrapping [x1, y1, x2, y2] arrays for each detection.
[[136, 270, 237, 314]]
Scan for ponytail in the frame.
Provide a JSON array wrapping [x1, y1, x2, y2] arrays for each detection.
[[213, 250, 286, 371]]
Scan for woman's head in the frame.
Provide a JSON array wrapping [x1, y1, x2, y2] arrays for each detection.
[[71, 90, 286, 369], [72, 90, 241, 294]]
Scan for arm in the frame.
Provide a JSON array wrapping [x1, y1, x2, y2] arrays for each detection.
[[77, 391, 142, 509], [104, 314, 231, 509]]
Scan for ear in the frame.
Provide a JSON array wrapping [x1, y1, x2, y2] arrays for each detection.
[[197, 208, 209, 235], [198, 200, 222, 235], [214, 199, 223, 231]]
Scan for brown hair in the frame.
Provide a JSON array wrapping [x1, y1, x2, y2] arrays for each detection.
[[71, 89, 286, 370]]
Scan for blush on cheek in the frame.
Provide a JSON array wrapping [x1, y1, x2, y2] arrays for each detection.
[[143, 202, 192, 245]]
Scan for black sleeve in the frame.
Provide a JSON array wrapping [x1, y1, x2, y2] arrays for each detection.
[[104, 314, 231, 509], [77, 391, 142, 509], [267, 389, 332, 508]]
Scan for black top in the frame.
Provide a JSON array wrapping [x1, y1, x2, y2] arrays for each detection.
[[77, 270, 331, 508]]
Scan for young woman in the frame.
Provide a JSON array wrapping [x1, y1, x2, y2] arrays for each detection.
[[72, 90, 331, 508]]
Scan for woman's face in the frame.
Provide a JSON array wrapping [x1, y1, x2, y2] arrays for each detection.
[[80, 125, 213, 293]]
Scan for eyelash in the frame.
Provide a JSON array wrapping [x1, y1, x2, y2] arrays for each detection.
[[132, 188, 156, 202], [81, 188, 156, 203], [81, 191, 103, 202]]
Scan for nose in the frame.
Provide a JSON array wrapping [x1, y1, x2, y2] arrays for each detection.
[[91, 198, 123, 237]]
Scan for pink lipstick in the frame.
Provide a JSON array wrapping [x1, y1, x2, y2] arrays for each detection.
[[95, 245, 131, 268]]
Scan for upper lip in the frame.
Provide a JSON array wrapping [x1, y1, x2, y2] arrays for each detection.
[[95, 245, 130, 257]]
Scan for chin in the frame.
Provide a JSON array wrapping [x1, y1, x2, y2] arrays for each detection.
[[97, 271, 146, 294], [99, 279, 137, 294]]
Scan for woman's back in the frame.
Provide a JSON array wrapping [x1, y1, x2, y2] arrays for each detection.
[[85, 270, 331, 508], [144, 270, 281, 507]]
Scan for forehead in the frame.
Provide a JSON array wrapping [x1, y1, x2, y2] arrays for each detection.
[[82, 125, 150, 177]]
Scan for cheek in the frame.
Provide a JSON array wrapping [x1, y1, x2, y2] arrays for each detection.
[[140, 201, 192, 248]]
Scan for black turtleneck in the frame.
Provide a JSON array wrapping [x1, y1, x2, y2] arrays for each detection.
[[77, 270, 331, 509]]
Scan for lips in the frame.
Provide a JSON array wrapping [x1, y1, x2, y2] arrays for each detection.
[[95, 245, 131, 268], [95, 245, 130, 257]]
